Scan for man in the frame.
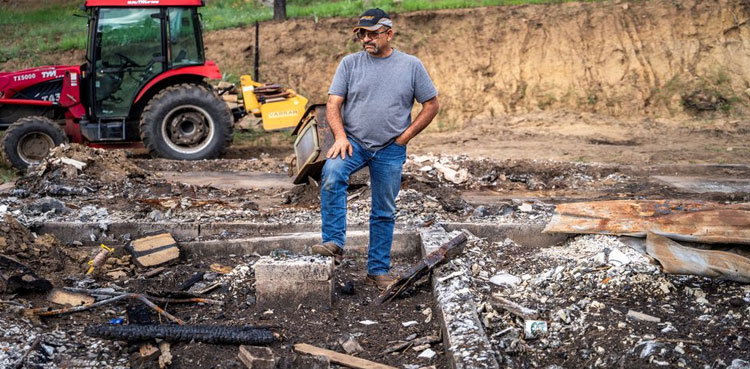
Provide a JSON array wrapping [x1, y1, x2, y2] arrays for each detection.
[[312, 8, 439, 290]]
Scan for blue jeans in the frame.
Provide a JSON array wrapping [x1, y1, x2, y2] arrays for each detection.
[[320, 138, 406, 276]]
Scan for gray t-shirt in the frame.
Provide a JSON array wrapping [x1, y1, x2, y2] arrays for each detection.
[[328, 49, 438, 151]]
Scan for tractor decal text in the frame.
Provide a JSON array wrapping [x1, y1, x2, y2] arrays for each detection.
[[41, 70, 58, 79], [268, 110, 299, 118], [13, 73, 36, 82], [39, 93, 61, 103]]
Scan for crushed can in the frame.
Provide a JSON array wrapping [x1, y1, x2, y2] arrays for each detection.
[[524, 320, 548, 339]]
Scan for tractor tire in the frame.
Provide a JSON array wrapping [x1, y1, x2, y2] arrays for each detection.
[[139, 83, 233, 160], [1, 116, 67, 171]]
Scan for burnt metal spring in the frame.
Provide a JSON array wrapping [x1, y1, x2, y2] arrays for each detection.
[[85, 324, 277, 345]]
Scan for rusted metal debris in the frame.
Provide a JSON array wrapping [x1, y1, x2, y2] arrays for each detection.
[[0, 253, 52, 293], [543, 200, 750, 244], [646, 233, 750, 283], [86, 324, 277, 345], [376, 233, 467, 305], [28, 288, 222, 325]]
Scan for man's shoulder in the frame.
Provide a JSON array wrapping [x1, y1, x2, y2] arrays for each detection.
[[392, 50, 423, 65], [341, 51, 367, 64]]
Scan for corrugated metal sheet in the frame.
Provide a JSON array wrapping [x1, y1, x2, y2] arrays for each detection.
[[543, 200, 750, 244], [646, 233, 750, 283]]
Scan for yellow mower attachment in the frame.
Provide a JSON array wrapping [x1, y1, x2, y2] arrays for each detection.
[[239, 75, 309, 131]]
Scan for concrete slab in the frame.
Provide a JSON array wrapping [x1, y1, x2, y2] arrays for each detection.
[[420, 226, 499, 369], [199, 222, 319, 237], [181, 230, 419, 258], [35, 222, 201, 244], [442, 222, 568, 246], [157, 171, 296, 190], [653, 176, 750, 193]]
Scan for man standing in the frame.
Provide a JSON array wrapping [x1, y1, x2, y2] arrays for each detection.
[[312, 8, 439, 289]]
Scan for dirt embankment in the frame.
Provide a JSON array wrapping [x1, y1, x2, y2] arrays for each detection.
[[2, 0, 749, 125], [207, 0, 750, 124]]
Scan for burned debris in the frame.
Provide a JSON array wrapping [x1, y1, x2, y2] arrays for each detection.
[[0, 140, 748, 368], [85, 324, 277, 345]]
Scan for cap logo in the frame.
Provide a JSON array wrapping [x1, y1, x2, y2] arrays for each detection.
[[360, 16, 374, 20]]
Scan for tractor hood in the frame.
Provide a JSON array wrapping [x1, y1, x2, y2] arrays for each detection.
[[0, 65, 78, 95]]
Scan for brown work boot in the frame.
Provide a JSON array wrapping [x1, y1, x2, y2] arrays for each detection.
[[365, 274, 397, 290], [311, 242, 344, 265]]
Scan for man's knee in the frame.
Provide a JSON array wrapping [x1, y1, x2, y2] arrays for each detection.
[[322, 159, 350, 191]]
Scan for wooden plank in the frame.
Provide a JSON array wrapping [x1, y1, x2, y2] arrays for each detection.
[[646, 233, 750, 283], [47, 288, 95, 306], [293, 343, 396, 369], [127, 232, 180, 267], [543, 200, 750, 244]]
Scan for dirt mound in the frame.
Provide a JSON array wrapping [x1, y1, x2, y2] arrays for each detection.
[[0, 214, 38, 257], [0, 214, 77, 289], [17, 144, 149, 195], [3, 0, 747, 123]]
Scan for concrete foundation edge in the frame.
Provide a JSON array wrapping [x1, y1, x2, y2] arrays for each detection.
[[420, 226, 500, 369]]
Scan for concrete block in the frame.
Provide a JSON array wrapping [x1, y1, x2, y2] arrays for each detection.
[[256, 279, 332, 309], [254, 256, 333, 309], [253, 256, 333, 282], [238, 345, 275, 369]]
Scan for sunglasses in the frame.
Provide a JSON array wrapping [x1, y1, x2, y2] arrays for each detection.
[[356, 28, 390, 40]]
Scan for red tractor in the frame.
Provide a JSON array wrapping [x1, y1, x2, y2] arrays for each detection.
[[0, 0, 235, 170]]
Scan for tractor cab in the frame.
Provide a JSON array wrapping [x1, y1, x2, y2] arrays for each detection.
[[81, 0, 213, 141]]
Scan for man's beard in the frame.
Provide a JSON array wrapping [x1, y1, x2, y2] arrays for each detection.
[[363, 43, 380, 54]]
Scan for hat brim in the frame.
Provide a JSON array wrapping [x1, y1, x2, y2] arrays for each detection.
[[352, 24, 386, 32]]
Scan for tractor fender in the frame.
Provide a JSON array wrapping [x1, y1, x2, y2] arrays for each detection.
[[134, 62, 222, 104]]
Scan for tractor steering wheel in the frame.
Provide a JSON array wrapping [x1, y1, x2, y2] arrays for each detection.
[[114, 52, 142, 69]]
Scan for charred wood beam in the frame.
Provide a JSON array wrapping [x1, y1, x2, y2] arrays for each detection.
[[86, 324, 277, 345], [376, 232, 467, 305]]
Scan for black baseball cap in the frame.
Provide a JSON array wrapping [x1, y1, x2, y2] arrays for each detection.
[[353, 8, 392, 32]]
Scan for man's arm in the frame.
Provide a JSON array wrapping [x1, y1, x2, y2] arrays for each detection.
[[326, 94, 353, 159], [395, 96, 439, 146]]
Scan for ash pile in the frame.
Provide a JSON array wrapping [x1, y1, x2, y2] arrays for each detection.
[[437, 229, 750, 368]]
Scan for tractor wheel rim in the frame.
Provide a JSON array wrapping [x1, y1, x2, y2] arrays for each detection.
[[161, 104, 215, 155], [16, 131, 55, 164]]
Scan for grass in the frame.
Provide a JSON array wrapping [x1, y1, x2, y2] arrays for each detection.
[[233, 127, 296, 146], [0, 164, 14, 184], [1, 0, 598, 65]]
